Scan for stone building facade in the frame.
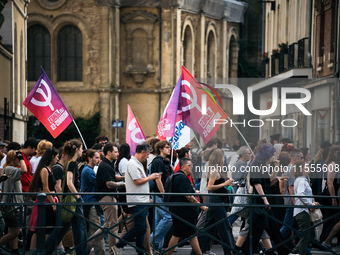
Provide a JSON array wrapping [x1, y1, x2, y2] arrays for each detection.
[[26, 0, 246, 145], [0, 0, 29, 144], [251, 0, 339, 154]]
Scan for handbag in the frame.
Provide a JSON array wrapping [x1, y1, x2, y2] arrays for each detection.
[[60, 161, 77, 223], [310, 208, 323, 222], [231, 181, 250, 218]]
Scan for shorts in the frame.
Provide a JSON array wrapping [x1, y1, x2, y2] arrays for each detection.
[[172, 216, 197, 238]]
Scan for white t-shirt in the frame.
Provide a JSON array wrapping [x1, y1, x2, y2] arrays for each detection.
[[30, 156, 42, 173], [118, 158, 129, 176], [125, 156, 150, 206], [0, 155, 6, 170]]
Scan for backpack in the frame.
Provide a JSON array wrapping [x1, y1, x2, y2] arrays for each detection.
[[147, 163, 155, 191], [164, 171, 183, 202]]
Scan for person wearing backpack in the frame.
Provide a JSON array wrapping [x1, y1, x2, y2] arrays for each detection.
[[167, 158, 208, 255], [150, 140, 173, 253]]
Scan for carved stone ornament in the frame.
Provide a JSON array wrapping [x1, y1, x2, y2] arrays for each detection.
[[122, 11, 158, 86]]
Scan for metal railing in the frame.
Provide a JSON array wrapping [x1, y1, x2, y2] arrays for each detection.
[[0, 192, 339, 255]]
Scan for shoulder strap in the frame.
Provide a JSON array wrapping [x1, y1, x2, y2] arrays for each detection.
[[61, 161, 73, 197]]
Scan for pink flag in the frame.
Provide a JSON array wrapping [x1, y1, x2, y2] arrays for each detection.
[[180, 66, 228, 144], [157, 77, 181, 140], [23, 68, 73, 138], [126, 105, 146, 155]]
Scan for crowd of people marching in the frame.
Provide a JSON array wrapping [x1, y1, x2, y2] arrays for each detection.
[[0, 135, 339, 255]]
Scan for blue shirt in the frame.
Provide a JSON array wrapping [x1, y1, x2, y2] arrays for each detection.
[[81, 165, 97, 202]]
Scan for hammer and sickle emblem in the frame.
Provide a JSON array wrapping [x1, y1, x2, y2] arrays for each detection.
[[181, 80, 202, 113], [128, 118, 144, 144], [30, 79, 54, 111]]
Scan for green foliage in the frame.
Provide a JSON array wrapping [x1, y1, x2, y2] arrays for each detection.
[[27, 112, 100, 149]]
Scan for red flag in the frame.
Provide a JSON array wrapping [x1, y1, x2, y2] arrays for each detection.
[[126, 105, 146, 155], [23, 69, 73, 138], [179, 66, 228, 144]]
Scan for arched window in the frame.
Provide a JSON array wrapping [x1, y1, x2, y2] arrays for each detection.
[[229, 35, 237, 78], [183, 26, 193, 71], [28, 25, 50, 81], [58, 25, 82, 81], [207, 31, 215, 78]]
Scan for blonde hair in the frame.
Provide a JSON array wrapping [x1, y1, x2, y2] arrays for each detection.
[[36, 140, 53, 157], [208, 149, 224, 169]]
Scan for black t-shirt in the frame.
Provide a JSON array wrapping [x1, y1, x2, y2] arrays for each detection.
[[151, 155, 173, 193], [96, 157, 116, 200], [170, 170, 199, 218], [52, 163, 64, 182], [63, 161, 81, 193], [249, 160, 271, 205]]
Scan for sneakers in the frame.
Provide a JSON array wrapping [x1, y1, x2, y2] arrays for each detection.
[[321, 241, 332, 250], [111, 246, 123, 255], [203, 251, 216, 255]]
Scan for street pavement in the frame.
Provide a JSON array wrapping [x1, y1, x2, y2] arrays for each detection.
[[87, 216, 340, 255]]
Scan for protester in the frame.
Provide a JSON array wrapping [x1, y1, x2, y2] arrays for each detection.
[[243, 144, 291, 255], [292, 160, 319, 255], [45, 139, 87, 254], [52, 147, 65, 194], [95, 135, 109, 145], [115, 143, 131, 176], [113, 142, 159, 255], [167, 157, 208, 255], [280, 149, 303, 240], [28, 147, 59, 255], [87, 142, 125, 255], [30, 140, 52, 173], [0, 150, 27, 254], [21, 138, 38, 193], [145, 137, 160, 166], [81, 149, 105, 255], [197, 149, 235, 255], [150, 140, 173, 253]]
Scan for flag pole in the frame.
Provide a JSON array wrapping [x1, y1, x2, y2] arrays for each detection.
[[72, 119, 88, 150], [227, 116, 255, 157], [193, 132, 203, 152], [170, 147, 174, 166]]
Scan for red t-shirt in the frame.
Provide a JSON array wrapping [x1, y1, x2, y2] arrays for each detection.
[[21, 152, 33, 192]]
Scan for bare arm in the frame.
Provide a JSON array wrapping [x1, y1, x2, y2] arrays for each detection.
[[279, 179, 285, 195], [19, 159, 27, 174], [207, 176, 233, 192], [115, 175, 125, 182], [133, 173, 159, 186], [289, 185, 295, 205], [155, 177, 165, 193], [55, 179, 62, 193], [106, 181, 125, 189], [327, 162, 338, 206], [41, 167, 55, 204], [66, 171, 80, 199], [185, 195, 208, 211]]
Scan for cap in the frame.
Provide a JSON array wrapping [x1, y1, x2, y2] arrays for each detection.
[[0, 141, 5, 147]]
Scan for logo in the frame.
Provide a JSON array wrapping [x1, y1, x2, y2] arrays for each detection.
[[30, 79, 54, 111], [128, 118, 145, 144]]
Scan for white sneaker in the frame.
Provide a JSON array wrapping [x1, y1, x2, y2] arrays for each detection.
[[111, 246, 123, 255], [203, 251, 216, 255]]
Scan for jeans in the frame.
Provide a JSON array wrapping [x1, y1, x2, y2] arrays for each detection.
[[150, 196, 172, 251], [117, 206, 148, 255], [46, 198, 87, 255], [280, 207, 295, 239]]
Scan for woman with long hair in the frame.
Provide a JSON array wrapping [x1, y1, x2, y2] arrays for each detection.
[[28, 147, 59, 254], [0, 150, 27, 254], [243, 144, 291, 255], [45, 139, 87, 255], [197, 149, 235, 255], [115, 143, 131, 176]]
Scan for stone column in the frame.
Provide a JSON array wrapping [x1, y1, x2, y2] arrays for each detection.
[[99, 90, 112, 140]]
